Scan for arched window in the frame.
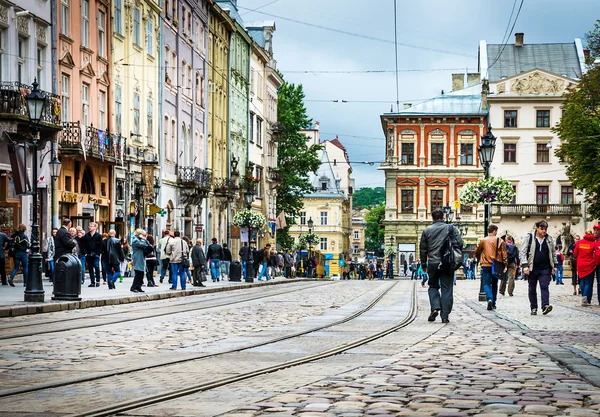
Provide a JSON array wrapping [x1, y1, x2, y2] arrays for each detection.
[[164, 115, 170, 161], [81, 165, 96, 194]]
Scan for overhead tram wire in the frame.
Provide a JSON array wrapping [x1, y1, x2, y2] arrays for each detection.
[[239, 0, 280, 16], [487, 0, 525, 73]]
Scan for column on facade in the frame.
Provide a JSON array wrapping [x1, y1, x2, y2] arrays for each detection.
[[449, 124, 456, 168], [419, 124, 426, 167], [449, 176, 456, 206], [418, 176, 426, 220]]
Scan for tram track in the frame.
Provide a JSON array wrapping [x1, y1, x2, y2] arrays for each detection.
[[67, 280, 418, 417], [0, 281, 336, 340], [0, 280, 403, 401]]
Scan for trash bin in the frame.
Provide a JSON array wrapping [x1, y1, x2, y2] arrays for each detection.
[[229, 261, 242, 282], [52, 253, 82, 301]]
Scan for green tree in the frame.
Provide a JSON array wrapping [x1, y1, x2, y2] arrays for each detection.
[[585, 19, 600, 61], [352, 187, 385, 209], [364, 204, 385, 253], [554, 64, 600, 219], [275, 76, 322, 248]]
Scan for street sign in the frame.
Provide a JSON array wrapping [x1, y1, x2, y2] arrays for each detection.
[[453, 200, 460, 209]]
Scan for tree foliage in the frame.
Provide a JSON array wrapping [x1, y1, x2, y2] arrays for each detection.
[[364, 204, 385, 252], [554, 65, 600, 219], [585, 19, 600, 61], [352, 187, 385, 209], [275, 75, 323, 248]]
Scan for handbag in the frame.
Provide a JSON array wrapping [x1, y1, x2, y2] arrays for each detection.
[[492, 238, 505, 279], [181, 240, 190, 269]]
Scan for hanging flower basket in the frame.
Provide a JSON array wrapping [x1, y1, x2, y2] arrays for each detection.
[[299, 232, 319, 247], [459, 176, 515, 205], [232, 209, 266, 228]]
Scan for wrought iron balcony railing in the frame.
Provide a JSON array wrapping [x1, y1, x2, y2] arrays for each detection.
[[213, 177, 238, 197], [491, 204, 581, 217], [267, 167, 283, 183], [59, 121, 123, 162], [177, 166, 212, 190], [0, 81, 61, 126]]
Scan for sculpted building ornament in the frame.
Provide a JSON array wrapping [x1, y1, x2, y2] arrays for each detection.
[[36, 23, 47, 44], [512, 72, 565, 95], [429, 128, 446, 136], [0, 4, 8, 24], [16, 16, 29, 34]]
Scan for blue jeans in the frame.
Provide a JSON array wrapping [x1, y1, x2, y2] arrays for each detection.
[[87, 255, 101, 284], [171, 263, 186, 289], [242, 261, 247, 278], [221, 260, 231, 278], [108, 264, 121, 284], [258, 262, 269, 280], [210, 259, 221, 281], [48, 260, 55, 282], [78, 254, 87, 283], [9, 251, 28, 284], [481, 266, 498, 304], [555, 265, 563, 284], [101, 259, 109, 282]]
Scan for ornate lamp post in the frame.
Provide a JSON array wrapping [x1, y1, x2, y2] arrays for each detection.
[[24, 80, 47, 302], [153, 180, 161, 201], [307, 217, 314, 278], [243, 185, 256, 279], [477, 125, 497, 301], [442, 205, 455, 224], [49, 156, 62, 229]]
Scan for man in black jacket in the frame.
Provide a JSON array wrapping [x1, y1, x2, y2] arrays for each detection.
[[54, 218, 76, 261], [206, 238, 224, 282], [84, 222, 103, 287], [106, 229, 125, 289], [239, 242, 252, 279], [191, 239, 206, 287]]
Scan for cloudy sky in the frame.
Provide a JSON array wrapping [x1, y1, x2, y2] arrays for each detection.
[[238, 0, 599, 189]]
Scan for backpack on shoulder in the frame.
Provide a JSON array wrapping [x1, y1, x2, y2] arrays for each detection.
[[440, 224, 463, 271]]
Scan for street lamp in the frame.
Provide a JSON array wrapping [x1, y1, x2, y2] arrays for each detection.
[[477, 125, 497, 301], [49, 156, 62, 229], [442, 205, 455, 224], [24, 79, 47, 302], [153, 180, 160, 200]]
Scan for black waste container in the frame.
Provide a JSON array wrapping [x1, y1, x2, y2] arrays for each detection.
[[229, 261, 242, 281], [52, 253, 82, 301]]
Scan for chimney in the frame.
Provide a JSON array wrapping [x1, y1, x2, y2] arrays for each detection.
[[584, 49, 590, 58], [403, 103, 412, 109], [452, 73, 465, 91], [481, 79, 489, 111], [515, 33, 524, 47], [314, 121, 320, 130], [467, 73, 480, 87]]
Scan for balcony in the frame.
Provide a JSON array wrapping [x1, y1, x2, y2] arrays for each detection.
[[177, 167, 212, 205], [267, 167, 283, 184], [0, 81, 62, 137], [213, 177, 238, 200], [59, 121, 123, 163], [491, 204, 581, 217]]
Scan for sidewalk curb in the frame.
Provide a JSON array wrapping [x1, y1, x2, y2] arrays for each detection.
[[0, 278, 321, 318]]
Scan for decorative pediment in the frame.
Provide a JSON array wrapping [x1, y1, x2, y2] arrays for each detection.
[[97, 70, 110, 86], [80, 60, 96, 78], [511, 71, 566, 95], [457, 129, 477, 136], [59, 50, 75, 69], [428, 128, 446, 136], [426, 178, 448, 186], [456, 178, 475, 186], [396, 178, 419, 187], [400, 129, 417, 135]]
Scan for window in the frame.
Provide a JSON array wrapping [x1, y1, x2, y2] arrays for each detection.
[[61, 0, 69, 35], [511, 185, 517, 204], [98, 11, 106, 57], [82, 0, 89, 47], [147, 99, 153, 143], [354, 245, 359, 254], [536, 143, 549, 163], [536, 110, 550, 128], [257, 73, 263, 99], [98, 90, 105, 130], [65, 176, 72, 192], [0, 29, 4, 81], [133, 92, 140, 135], [164, 116, 170, 160], [299, 211, 306, 225], [116, 181, 124, 201], [18, 38, 26, 83], [320, 237, 328, 251], [460, 203, 473, 214], [354, 230, 359, 240], [133, 8, 141, 46], [115, 85, 122, 134], [536, 186, 549, 205], [460, 143, 473, 165], [401, 190, 414, 213], [561, 186, 574, 205], [146, 20, 153, 55], [181, 60, 186, 91], [165, 0, 170, 18], [170, 119, 176, 161], [182, 7, 186, 35], [256, 117, 263, 146], [249, 112, 255, 143], [81, 83, 89, 127], [195, 72, 201, 104], [114, 0, 122, 35], [256, 166, 263, 197], [320, 211, 328, 226], [187, 66, 192, 96], [61, 74, 70, 123], [431, 143, 444, 165], [430, 190, 443, 212], [321, 181, 327, 191], [504, 143, 516, 163], [504, 110, 517, 128], [250, 68, 255, 94], [401, 143, 414, 165], [37, 46, 45, 85], [171, 0, 177, 22]]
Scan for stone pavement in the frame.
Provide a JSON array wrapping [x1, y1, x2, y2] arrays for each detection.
[[0, 273, 318, 317]]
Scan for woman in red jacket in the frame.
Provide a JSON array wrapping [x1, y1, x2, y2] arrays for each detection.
[[574, 230, 596, 306]]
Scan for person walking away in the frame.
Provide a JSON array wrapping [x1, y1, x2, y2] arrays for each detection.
[[158, 230, 172, 284], [206, 237, 224, 282], [269, 249, 278, 279], [45, 228, 56, 284], [255, 243, 271, 281], [574, 230, 597, 306], [70, 227, 85, 284], [239, 242, 252, 279], [567, 235, 579, 295], [166, 230, 188, 290], [100, 233, 109, 285], [83, 222, 103, 287], [419, 208, 464, 323], [470, 257, 478, 280], [368, 261, 375, 279], [476, 225, 508, 310], [54, 219, 76, 260], [499, 235, 518, 297], [221, 243, 232, 280], [191, 239, 207, 286], [555, 246, 565, 285], [130, 229, 149, 293], [519, 220, 555, 315], [593, 224, 600, 305], [283, 249, 293, 278], [0, 229, 10, 286], [9, 224, 30, 287], [410, 261, 417, 280], [119, 237, 131, 282], [463, 258, 471, 280], [106, 230, 125, 289], [182, 237, 193, 284], [145, 235, 158, 287]]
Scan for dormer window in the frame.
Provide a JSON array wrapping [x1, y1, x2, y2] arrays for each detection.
[[321, 182, 327, 190]]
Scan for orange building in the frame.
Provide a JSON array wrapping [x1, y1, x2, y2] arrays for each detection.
[[379, 81, 488, 267]]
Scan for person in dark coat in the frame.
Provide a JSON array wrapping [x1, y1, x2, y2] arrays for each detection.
[[106, 229, 125, 289], [83, 222, 103, 287], [9, 224, 30, 287], [130, 229, 149, 293], [239, 242, 252, 279], [191, 239, 207, 286], [54, 218, 76, 261], [206, 237, 224, 282]]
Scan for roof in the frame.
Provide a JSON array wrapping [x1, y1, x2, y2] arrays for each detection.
[[484, 42, 583, 82], [305, 150, 347, 200], [216, 1, 245, 25], [383, 84, 486, 116]]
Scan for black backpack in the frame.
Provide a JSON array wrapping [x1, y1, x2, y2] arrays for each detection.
[[143, 243, 155, 257], [440, 224, 463, 271]]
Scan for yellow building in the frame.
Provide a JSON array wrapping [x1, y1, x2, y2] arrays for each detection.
[[207, 2, 235, 243]]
